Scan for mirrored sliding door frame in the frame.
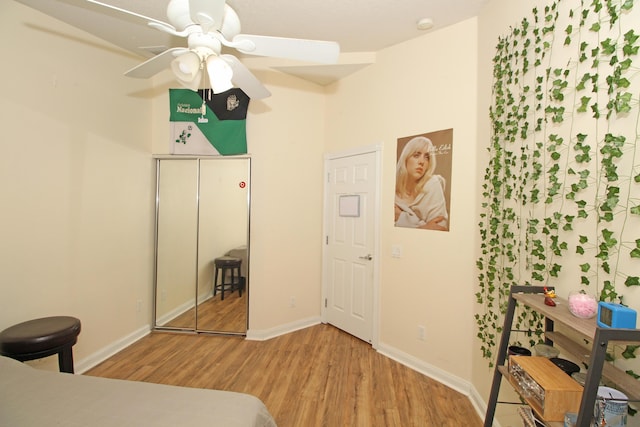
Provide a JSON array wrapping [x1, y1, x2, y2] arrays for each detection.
[[152, 155, 250, 336]]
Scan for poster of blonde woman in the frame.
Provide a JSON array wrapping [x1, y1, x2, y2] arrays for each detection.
[[395, 129, 453, 231]]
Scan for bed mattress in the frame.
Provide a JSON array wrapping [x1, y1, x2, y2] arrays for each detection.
[[0, 355, 277, 427]]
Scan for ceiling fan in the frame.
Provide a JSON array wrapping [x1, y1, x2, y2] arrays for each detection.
[[87, 0, 340, 99]]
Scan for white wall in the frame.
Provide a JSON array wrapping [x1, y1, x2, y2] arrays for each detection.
[[1, 1, 330, 367], [325, 18, 480, 384], [150, 63, 329, 335], [11, 3, 629, 425], [475, 1, 640, 425], [473, 2, 541, 423], [1, 0, 481, 392], [0, 1, 154, 370]]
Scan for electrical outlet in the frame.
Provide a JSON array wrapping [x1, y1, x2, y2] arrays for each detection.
[[136, 300, 142, 313], [290, 296, 296, 308], [418, 325, 426, 341]]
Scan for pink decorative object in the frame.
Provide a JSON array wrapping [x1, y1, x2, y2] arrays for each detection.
[[568, 292, 598, 319]]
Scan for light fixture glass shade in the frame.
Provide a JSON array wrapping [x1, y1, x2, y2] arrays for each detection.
[[206, 56, 234, 93], [171, 51, 202, 91]]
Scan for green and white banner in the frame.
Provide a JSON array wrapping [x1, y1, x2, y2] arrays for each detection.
[[169, 88, 249, 155]]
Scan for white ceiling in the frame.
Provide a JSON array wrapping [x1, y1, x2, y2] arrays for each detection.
[[13, 0, 489, 85]]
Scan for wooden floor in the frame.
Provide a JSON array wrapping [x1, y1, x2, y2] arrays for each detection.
[[85, 324, 482, 427], [161, 288, 247, 333]]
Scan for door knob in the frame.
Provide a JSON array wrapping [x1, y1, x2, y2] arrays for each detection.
[[359, 254, 373, 260]]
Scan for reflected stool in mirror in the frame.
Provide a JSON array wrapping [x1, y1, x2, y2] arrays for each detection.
[[213, 256, 242, 301], [0, 316, 81, 373]]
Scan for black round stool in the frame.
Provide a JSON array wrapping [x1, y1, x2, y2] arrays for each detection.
[[213, 256, 242, 301], [0, 316, 81, 374]]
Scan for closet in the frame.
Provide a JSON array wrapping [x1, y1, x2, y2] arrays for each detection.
[[153, 156, 250, 334]]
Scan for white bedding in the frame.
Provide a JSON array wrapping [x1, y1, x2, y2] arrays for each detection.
[[0, 356, 277, 427]]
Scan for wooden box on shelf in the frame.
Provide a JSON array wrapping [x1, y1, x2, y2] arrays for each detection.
[[509, 356, 583, 422]]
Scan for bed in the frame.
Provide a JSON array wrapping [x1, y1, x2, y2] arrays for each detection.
[[0, 355, 277, 427]]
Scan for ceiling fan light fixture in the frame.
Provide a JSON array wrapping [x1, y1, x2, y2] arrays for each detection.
[[100, 0, 330, 99], [171, 51, 201, 80], [171, 51, 203, 91], [178, 69, 203, 91], [166, 0, 193, 32], [206, 56, 234, 93]]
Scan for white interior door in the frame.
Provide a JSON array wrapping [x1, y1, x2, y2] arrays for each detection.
[[323, 148, 379, 344]]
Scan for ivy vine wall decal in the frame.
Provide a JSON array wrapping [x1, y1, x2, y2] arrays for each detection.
[[476, 0, 640, 365]]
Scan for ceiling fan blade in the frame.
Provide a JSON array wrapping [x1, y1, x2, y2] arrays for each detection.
[[125, 48, 188, 78], [232, 35, 340, 64], [189, 0, 226, 33], [85, 0, 172, 28], [220, 55, 271, 100]]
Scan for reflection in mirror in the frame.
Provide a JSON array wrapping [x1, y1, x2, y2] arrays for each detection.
[[197, 158, 248, 332], [154, 161, 197, 330], [154, 157, 249, 335]]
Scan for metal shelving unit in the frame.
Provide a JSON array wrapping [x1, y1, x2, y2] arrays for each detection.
[[483, 285, 640, 427]]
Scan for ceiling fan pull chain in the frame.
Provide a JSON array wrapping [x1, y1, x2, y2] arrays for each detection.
[[203, 62, 212, 101]]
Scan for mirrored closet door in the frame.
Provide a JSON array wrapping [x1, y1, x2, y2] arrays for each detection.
[[153, 156, 250, 335]]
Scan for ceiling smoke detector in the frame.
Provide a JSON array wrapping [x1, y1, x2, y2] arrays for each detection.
[[417, 18, 434, 31]]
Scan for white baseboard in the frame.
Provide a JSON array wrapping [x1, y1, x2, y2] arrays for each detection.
[[245, 316, 321, 341], [376, 342, 488, 423], [75, 324, 151, 374], [469, 384, 495, 426], [248, 324, 488, 423], [156, 300, 196, 327], [76, 316, 320, 374], [376, 342, 472, 396]]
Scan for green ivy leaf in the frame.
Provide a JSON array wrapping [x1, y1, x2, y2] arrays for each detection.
[[622, 45, 638, 56], [477, 0, 640, 366], [624, 29, 639, 45], [626, 370, 640, 381], [601, 38, 616, 55], [615, 92, 633, 113], [621, 345, 639, 359], [620, 58, 632, 71], [626, 277, 640, 287], [577, 96, 590, 112], [602, 229, 617, 247]]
